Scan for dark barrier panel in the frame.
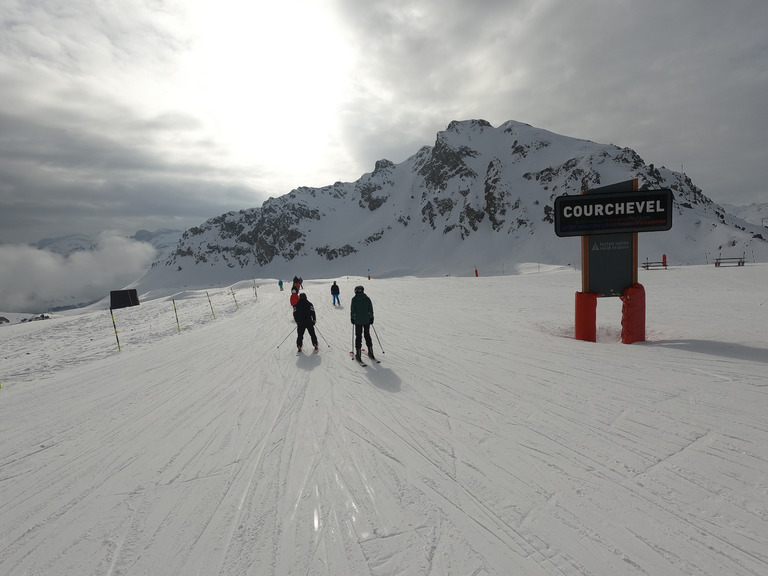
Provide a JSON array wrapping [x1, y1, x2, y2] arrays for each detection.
[[110, 289, 140, 310]]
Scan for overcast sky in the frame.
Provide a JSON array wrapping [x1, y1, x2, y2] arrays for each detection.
[[1, 0, 767, 310]]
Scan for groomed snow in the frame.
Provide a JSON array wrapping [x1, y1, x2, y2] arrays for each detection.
[[1, 265, 767, 575]]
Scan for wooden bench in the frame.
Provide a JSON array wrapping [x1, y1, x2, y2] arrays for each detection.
[[641, 258, 667, 270], [715, 253, 745, 267]]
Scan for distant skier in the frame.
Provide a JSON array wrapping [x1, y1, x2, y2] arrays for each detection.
[[293, 293, 318, 352], [350, 285, 374, 361], [290, 285, 300, 307], [331, 281, 340, 306], [278, 279, 284, 291]]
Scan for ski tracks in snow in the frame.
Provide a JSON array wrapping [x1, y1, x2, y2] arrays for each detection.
[[2, 272, 768, 575]]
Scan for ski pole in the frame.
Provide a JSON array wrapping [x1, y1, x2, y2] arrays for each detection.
[[372, 324, 385, 354], [276, 325, 295, 348], [314, 325, 331, 347]]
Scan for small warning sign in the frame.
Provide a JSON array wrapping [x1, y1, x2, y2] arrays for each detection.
[[591, 239, 632, 252]]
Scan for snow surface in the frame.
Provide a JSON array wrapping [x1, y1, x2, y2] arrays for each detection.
[[1, 265, 767, 575]]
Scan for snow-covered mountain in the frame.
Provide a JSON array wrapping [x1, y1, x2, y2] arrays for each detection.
[[35, 234, 99, 255], [36, 229, 182, 260], [129, 229, 183, 260], [137, 119, 768, 291], [721, 202, 768, 227]]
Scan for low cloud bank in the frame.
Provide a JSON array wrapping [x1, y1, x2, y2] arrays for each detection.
[[0, 233, 156, 313]]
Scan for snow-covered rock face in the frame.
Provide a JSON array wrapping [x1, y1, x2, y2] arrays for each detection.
[[138, 119, 768, 291], [35, 235, 99, 255]]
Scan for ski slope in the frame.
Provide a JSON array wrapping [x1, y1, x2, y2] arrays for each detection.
[[1, 265, 767, 575]]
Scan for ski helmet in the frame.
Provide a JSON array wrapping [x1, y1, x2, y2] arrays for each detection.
[[354, 285, 364, 294]]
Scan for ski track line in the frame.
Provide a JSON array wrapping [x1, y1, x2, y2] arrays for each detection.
[[329, 361, 567, 573], [545, 430, 767, 575], [303, 385, 375, 574], [352, 296, 596, 571], [380, 313, 768, 576], [532, 408, 760, 572], [2, 298, 261, 574], [393, 406, 584, 573], [183, 333, 307, 573]]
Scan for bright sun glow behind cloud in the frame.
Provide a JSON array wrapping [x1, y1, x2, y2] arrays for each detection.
[[177, 1, 355, 189]]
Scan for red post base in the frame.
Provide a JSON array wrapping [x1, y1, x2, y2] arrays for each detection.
[[575, 292, 598, 342], [621, 283, 646, 344]]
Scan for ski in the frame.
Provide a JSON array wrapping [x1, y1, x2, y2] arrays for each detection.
[[362, 349, 381, 364], [350, 350, 379, 365], [349, 351, 367, 367]]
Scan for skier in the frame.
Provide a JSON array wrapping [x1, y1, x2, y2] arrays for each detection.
[[290, 284, 300, 307], [278, 279, 284, 291], [331, 281, 340, 306], [293, 293, 318, 352], [350, 285, 375, 361]]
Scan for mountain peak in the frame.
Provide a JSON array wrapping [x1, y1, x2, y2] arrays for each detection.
[[445, 118, 493, 133]]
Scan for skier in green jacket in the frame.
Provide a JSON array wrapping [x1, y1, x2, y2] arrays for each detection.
[[350, 285, 374, 361]]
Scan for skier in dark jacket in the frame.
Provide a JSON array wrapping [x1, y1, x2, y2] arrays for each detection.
[[331, 281, 340, 306], [293, 293, 318, 352], [350, 285, 374, 361]]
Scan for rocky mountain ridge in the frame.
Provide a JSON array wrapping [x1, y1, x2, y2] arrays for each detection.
[[136, 119, 768, 290]]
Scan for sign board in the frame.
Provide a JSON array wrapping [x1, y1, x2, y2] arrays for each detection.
[[586, 233, 634, 296], [580, 180, 638, 297], [110, 289, 140, 310], [554, 189, 673, 237]]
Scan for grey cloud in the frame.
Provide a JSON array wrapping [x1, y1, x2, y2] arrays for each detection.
[[0, 66, 262, 244], [2, 0, 768, 257], [0, 233, 157, 312], [333, 0, 768, 204]]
